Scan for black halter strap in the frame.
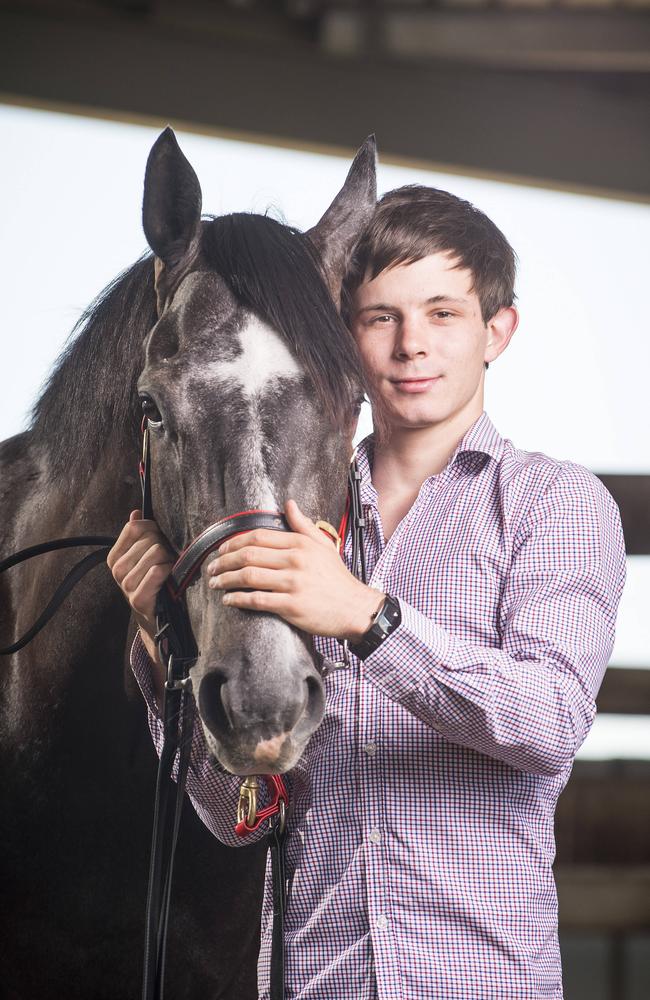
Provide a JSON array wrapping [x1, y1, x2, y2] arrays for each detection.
[[168, 511, 289, 598]]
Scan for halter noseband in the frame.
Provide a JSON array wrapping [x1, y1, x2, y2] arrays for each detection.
[[168, 511, 289, 599]]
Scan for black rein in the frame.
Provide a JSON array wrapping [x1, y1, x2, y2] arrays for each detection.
[[0, 536, 116, 655]]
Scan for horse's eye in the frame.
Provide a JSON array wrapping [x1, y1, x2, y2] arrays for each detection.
[[140, 395, 163, 426]]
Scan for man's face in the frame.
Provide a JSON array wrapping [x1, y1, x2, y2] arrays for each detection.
[[350, 253, 495, 434]]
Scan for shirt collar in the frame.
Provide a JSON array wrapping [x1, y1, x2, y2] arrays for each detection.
[[448, 410, 504, 467], [355, 410, 504, 504]]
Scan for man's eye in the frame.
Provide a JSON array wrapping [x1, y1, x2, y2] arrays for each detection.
[[434, 311, 453, 320], [370, 314, 394, 325], [140, 395, 163, 425]]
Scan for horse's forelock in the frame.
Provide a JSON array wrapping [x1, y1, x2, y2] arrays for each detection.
[[200, 214, 366, 425]]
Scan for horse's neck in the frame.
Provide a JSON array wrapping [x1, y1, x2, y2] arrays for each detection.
[[3, 434, 141, 544], [1, 433, 142, 744]]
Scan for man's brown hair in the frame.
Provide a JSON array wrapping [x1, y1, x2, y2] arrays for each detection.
[[342, 185, 517, 372]]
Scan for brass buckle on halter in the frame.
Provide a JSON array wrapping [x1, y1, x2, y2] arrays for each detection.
[[315, 520, 342, 553], [237, 776, 259, 829]]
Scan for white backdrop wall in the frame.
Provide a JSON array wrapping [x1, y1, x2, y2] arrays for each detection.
[[1, 103, 648, 758]]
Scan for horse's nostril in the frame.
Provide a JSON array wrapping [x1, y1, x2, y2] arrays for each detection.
[[197, 660, 325, 754], [198, 671, 231, 736], [304, 674, 325, 727]]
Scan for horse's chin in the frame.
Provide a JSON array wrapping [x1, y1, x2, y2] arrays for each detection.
[[204, 726, 308, 777]]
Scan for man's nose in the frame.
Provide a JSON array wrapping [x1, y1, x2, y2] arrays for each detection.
[[394, 317, 428, 359]]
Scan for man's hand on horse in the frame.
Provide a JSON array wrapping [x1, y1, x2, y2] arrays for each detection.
[[107, 510, 175, 640], [206, 499, 385, 641]]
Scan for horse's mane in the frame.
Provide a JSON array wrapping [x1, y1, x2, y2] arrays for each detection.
[[202, 212, 365, 420], [30, 213, 364, 482], [30, 254, 156, 480]]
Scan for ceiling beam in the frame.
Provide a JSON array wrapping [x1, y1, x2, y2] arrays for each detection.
[[1, 6, 648, 197]]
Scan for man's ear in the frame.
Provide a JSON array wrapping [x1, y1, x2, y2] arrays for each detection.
[[142, 127, 202, 270], [305, 136, 377, 307], [485, 305, 519, 364]]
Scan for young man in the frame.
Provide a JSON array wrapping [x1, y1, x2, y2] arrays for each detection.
[[109, 185, 627, 999]]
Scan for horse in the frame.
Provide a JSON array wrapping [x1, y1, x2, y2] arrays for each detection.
[[0, 127, 376, 999]]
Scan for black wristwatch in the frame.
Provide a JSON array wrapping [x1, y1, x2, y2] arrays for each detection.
[[348, 594, 402, 661]]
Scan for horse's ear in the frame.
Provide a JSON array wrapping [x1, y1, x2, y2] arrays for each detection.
[[306, 135, 377, 305], [142, 127, 202, 268]]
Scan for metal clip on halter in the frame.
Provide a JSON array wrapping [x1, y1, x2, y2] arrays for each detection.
[[235, 775, 289, 838], [237, 776, 260, 829], [165, 654, 192, 692]]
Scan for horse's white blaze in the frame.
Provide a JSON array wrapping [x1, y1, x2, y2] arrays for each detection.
[[209, 316, 302, 397], [206, 315, 302, 508]]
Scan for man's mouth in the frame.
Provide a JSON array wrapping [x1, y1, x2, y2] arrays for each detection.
[[391, 376, 443, 393]]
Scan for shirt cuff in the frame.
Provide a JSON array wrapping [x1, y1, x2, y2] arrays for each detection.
[[362, 597, 451, 711], [130, 630, 163, 720]]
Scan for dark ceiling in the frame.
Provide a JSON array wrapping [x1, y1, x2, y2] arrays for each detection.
[[1, 0, 649, 198]]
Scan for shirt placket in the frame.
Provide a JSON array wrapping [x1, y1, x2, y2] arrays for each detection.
[[356, 478, 450, 1000], [355, 499, 403, 1000]]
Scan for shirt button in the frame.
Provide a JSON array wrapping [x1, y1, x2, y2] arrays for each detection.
[[369, 829, 382, 845], [363, 742, 377, 757], [376, 915, 388, 930]]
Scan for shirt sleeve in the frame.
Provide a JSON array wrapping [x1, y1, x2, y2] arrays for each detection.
[[130, 631, 271, 847], [362, 464, 627, 776]]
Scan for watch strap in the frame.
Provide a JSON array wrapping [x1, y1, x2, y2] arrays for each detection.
[[348, 594, 401, 661]]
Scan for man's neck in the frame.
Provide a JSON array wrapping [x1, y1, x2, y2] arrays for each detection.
[[372, 402, 484, 499]]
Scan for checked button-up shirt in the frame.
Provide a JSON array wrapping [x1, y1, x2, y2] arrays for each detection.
[[132, 409, 627, 1000]]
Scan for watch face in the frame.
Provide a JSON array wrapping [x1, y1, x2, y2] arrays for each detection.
[[376, 597, 400, 636], [377, 610, 391, 632]]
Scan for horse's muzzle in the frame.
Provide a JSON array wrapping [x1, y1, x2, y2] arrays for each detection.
[[196, 649, 325, 774]]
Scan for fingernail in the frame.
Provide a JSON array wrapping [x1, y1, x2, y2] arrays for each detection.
[[222, 594, 231, 605]]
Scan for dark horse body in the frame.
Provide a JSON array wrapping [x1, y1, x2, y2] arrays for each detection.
[[0, 131, 375, 998]]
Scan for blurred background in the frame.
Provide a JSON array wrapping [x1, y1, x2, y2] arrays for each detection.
[[1, 1, 648, 997]]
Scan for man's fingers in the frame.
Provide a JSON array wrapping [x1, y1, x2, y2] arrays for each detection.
[[108, 513, 174, 630], [218, 528, 303, 557], [222, 590, 289, 614], [110, 536, 158, 584], [121, 543, 174, 596], [207, 545, 299, 576], [209, 566, 293, 594], [130, 563, 173, 618], [285, 499, 332, 547], [107, 517, 167, 570]]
